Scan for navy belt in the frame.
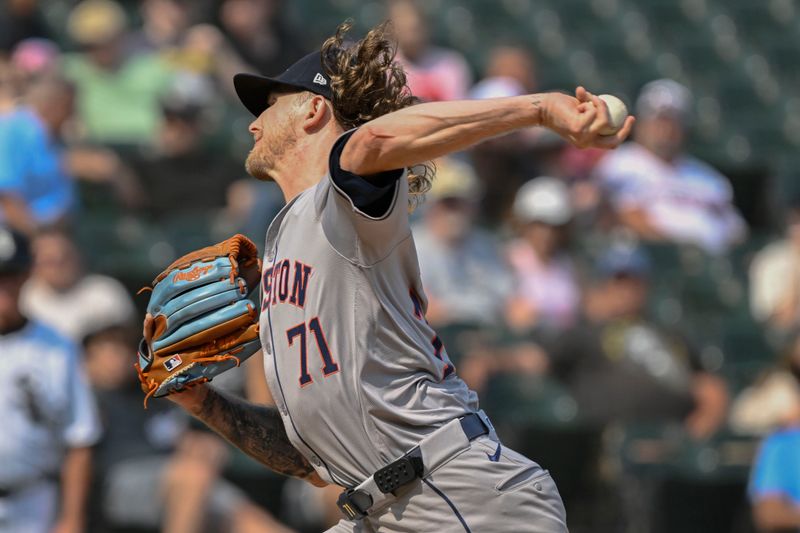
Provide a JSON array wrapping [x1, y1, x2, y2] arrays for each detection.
[[337, 413, 490, 520]]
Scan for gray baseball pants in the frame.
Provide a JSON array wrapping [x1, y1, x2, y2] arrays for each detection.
[[325, 435, 568, 533]]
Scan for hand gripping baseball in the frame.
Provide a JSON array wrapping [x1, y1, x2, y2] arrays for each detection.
[[540, 86, 635, 149], [136, 234, 262, 406]]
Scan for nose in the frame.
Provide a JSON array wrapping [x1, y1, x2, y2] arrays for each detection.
[[248, 119, 260, 136]]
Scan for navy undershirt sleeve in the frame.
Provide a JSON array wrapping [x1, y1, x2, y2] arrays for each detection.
[[328, 129, 403, 218]]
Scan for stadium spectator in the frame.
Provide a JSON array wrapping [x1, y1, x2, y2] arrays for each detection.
[[62, 0, 175, 145], [0, 226, 100, 533], [467, 45, 559, 225], [0, 75, 76, 235], [750, 199, 800, 335], [126, 74, 241, 222], [549, 244, 729, 437], [215, 178, 286, 245], [748, 350, 800, 532], [10, 38, 61, 81], [217, 0, 306, 76], [0, 0, 52, 52], [412, 157, 512, 328], [128, 0, 194, 54], [170, 21, 265, 106], [506, 177, 581, 333], [467, 126, 553, 226], [469, 44, 537, 100], [21, 228, 136, 342], [594, 79, 746, 255], [84, 325, 293, 533], [388, 0, 472, 102]]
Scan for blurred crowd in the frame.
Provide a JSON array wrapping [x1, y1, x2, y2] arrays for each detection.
[[0, 1, 798, 532]]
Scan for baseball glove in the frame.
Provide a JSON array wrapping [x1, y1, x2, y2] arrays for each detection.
[[136, 234, 262, 405]]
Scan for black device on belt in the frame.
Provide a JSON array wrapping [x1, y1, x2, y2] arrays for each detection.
[[337, 413, 490, 520]]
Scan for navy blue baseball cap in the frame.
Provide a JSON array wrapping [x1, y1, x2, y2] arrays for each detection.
[[0, 227, 32, 275], [233, 51, 333, 117]]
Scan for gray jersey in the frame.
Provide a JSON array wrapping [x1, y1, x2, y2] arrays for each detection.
[[259, 170, 478, 487]]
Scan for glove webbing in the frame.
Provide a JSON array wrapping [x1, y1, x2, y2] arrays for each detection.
[[136, 350, 243, 408]]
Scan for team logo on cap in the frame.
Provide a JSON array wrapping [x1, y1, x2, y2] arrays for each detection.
[[313, 73, 327, 86]]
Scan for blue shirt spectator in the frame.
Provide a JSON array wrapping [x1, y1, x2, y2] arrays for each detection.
[[750, 428, 800, 506], [0, 106, 75, 226]]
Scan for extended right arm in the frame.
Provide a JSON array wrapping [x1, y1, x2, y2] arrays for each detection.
[[340, 87, 635, 177], [170, 384, 327, 487]]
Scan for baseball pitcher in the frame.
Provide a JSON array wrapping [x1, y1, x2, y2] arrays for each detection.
[[138, 21, 633, 532]]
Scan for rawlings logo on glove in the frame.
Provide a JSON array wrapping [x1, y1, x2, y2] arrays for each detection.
[[173, 265, 214, 283], [136, 234, 262, 406]]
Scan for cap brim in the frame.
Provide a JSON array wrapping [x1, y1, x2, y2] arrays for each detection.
[[233, 73, 288, 117]]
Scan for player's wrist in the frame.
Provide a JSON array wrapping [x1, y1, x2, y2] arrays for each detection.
[[534, 92, 561, 130], [522, 92, 548, 128], [167, 383, 210, 415]]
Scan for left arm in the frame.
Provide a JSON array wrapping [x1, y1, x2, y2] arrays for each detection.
[[340, 87, 634, 176], [52, 447, 92, 533]]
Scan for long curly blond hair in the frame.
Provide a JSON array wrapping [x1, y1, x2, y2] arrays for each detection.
[[321, 20, 434, 208]]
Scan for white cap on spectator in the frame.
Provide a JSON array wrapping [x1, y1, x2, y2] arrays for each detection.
[[636, 79, 692, 122], [469, 76, 526, 100], [513, 177, 573, 225]]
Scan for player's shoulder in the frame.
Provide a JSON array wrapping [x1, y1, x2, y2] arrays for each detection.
[[314, 167, 408, 216]]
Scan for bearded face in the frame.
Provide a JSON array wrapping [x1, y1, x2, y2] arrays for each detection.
[[245, 91, 302, 181]]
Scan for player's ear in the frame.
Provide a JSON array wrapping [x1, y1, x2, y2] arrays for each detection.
[[301, 94, 330, 133]]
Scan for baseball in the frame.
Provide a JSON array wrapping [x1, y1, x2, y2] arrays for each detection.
[[598, 94, 628, 135]]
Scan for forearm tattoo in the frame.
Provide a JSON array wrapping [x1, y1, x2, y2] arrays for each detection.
[[196, 387, 315, 480]]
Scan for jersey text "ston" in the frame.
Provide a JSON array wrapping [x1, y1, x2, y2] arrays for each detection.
[[262, 259, 313, 310]]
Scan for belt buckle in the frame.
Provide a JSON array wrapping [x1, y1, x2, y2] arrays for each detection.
[[337, 489, 373, 520], [374, 455, 423, 494]]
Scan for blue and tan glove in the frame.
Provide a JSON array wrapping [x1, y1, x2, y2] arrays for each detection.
[[136, 234, 262, 405]]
